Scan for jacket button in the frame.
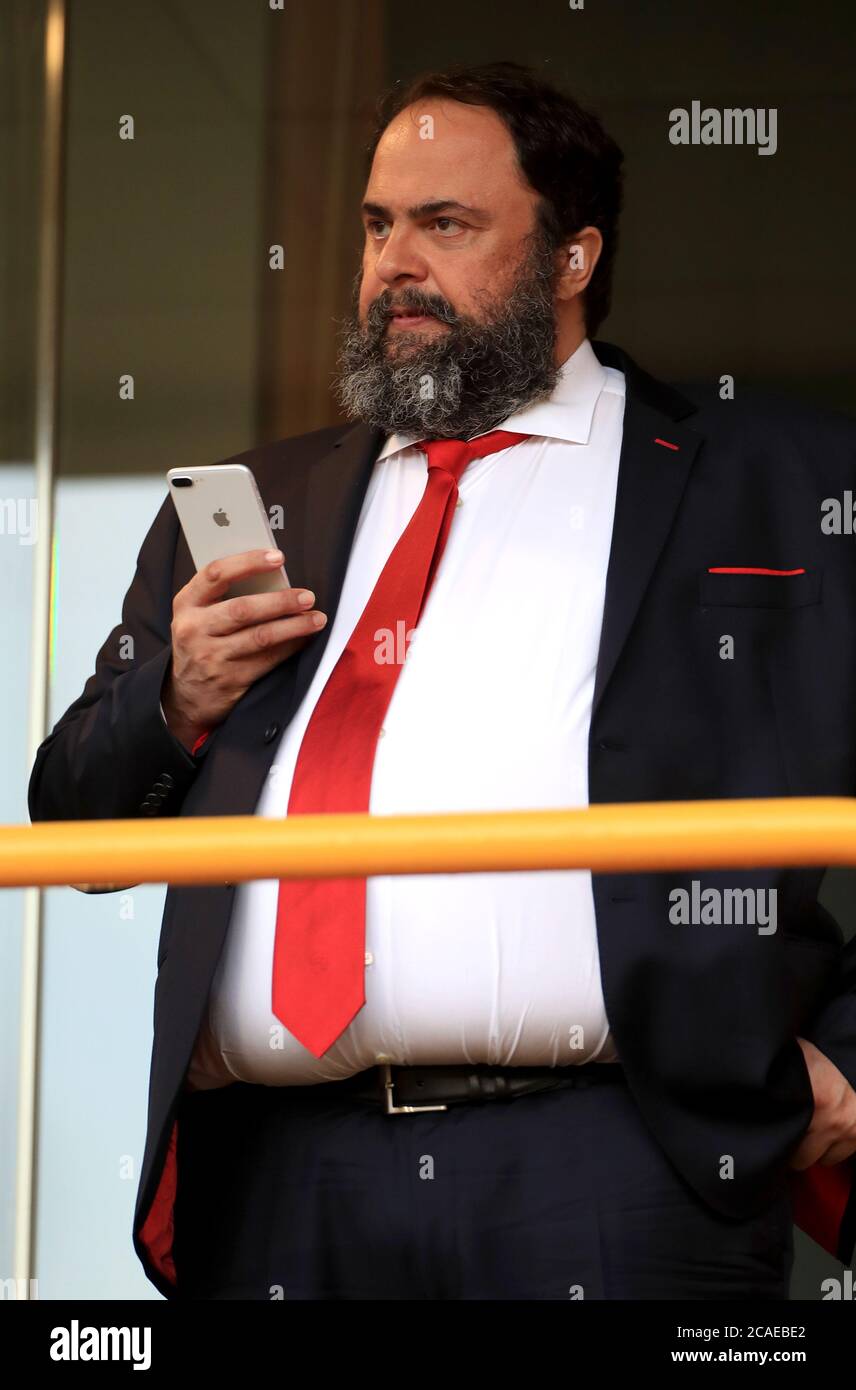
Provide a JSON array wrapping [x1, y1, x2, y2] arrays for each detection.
[[159, 773, 175, 788], [264, 722, 280, 744], [153, 781, 170, 795]]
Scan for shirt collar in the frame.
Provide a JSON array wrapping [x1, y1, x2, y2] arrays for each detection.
[[375, 336, 609, 461]]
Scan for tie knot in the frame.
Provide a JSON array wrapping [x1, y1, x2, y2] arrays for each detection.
[[416, 429, 530, 482]]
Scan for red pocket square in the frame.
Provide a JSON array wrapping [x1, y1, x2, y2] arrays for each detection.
[[707, 566, 806, 576]]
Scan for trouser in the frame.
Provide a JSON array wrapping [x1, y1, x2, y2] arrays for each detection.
[[171, 1066, 794, 1300]]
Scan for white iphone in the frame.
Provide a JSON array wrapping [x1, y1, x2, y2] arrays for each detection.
[[166, 463, 291, 598]]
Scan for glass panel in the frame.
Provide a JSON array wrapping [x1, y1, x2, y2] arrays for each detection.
[[0, 0, 46, 1296], [33, 0, 268, 1298]]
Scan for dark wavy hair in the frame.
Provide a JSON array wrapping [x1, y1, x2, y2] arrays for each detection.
[[366, 61, 625, 336]]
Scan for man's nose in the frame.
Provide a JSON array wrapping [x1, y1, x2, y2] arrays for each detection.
[[373, 228, 429, 286]]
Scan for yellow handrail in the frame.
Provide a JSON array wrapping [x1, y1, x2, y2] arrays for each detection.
[[4, 797, 856, 888]]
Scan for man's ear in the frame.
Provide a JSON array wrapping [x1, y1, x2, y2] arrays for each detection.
[[554, 226, 603, 304]]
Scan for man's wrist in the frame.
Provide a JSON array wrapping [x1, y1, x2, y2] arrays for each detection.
[[160, 695, 210, 756]]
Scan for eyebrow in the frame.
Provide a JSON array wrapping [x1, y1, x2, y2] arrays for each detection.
[[361, 198, 491, 223]]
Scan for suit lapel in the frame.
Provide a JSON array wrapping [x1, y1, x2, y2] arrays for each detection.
[[285, 421, 384, 721], [589, 341, 704, 720]]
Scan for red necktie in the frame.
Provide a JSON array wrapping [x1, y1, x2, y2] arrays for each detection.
[[272, 429, 530, 1056]]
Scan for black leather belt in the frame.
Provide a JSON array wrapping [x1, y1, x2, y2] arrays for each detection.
[[334, 1061, 627, 1114]]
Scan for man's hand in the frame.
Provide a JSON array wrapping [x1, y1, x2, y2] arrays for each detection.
[[162, 549, 327, 752], [788, 1036, 856, 1169]]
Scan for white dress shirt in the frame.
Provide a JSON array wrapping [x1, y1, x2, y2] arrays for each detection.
[[186, 336, 626, 1089]]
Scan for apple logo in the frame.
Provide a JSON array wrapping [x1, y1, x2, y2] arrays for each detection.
[[213, 509, 230, 527]]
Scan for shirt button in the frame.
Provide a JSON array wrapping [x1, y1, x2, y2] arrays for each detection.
[[364, 951, 374, 966], [455, 497, 464, 508], [378, 728, 386, 738]]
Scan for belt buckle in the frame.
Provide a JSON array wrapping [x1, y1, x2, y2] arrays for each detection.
[[380, 1063, 448, 1115]]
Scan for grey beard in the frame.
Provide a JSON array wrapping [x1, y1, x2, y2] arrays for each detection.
[[334, 239, 560, 440]]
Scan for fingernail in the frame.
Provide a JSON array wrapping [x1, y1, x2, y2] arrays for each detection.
[[298, 590, 315, 606], [313, 612, 327, 627], [265, 549, 283, 563]]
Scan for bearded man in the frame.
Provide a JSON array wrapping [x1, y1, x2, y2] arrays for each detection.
[[29, 60, 856, 1300]]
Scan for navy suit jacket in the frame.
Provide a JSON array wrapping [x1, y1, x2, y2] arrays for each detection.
[[28, 339, 856, 1297]]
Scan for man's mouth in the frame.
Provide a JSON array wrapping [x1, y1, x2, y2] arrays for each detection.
[[386, 308, 441, 331]]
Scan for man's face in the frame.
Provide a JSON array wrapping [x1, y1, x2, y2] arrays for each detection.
[[335, 99, 561, 439]]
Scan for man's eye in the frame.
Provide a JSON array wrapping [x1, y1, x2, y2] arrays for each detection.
[[366, 220, 390, 239], [431, 218, 463, 236]]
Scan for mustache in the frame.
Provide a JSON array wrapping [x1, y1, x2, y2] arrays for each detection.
[[365, 288, 459, 332]]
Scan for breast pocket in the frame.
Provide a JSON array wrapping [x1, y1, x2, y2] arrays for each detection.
[[698, 567, 823, 609]]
